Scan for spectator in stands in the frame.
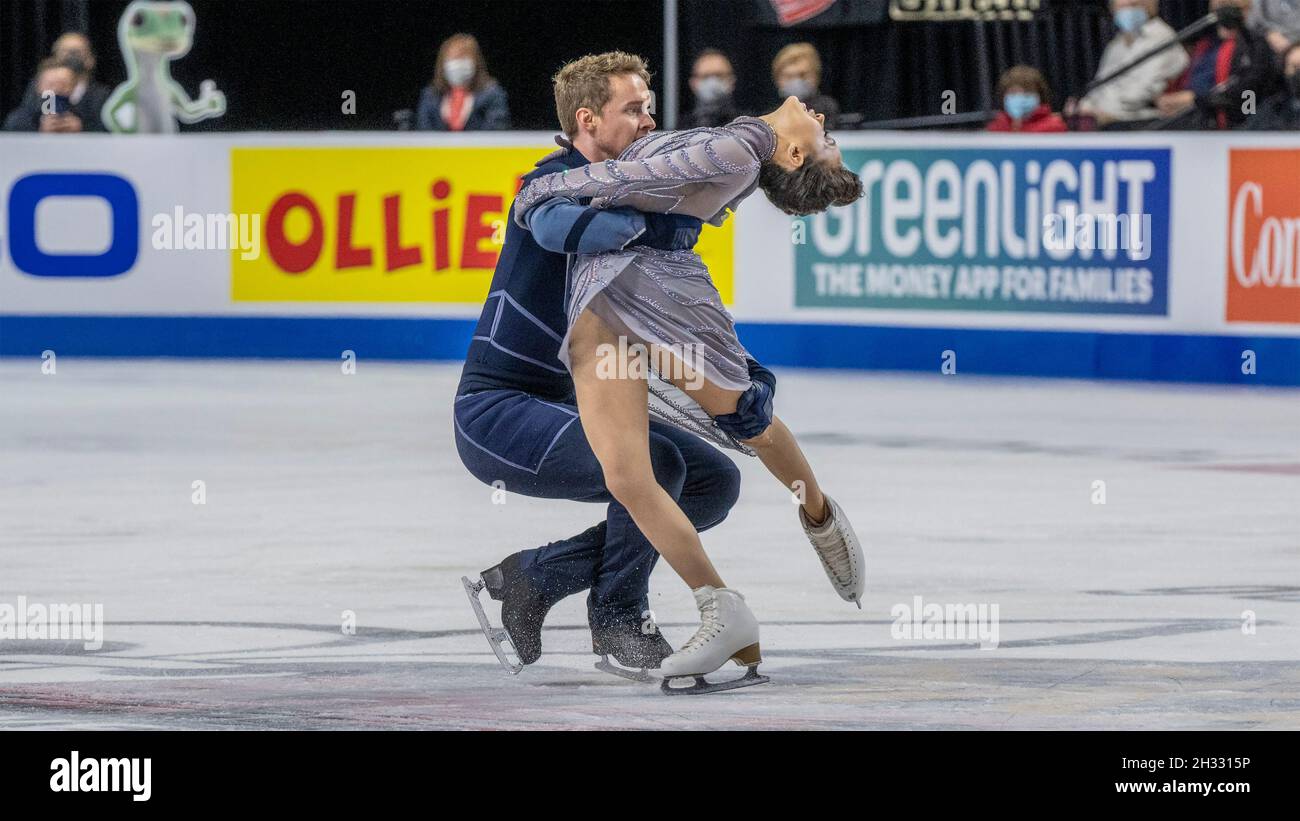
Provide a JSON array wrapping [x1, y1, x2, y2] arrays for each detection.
[[987, 66, 1068, 132], [3, 58, 86, 133], [1075, 0, 1189, 129], [1249, 0, 1300, 54], [771, 42, 840, 128], [1246, 40, 1300, 127], [1157, 0, 1280, 129], [686, 49, 741, 128], [417, 33, 510, 131], [7, 32, 110, 132]]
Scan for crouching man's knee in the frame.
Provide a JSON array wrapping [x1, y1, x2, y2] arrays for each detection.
[[715, 458, 742, 512], [714, 359, 776, 444]]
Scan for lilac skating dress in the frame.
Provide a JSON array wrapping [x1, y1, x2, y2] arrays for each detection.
[[512, 117, 777, 453]]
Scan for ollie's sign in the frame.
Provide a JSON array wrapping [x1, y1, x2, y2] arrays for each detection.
[[1227, 149, 1300, 324]]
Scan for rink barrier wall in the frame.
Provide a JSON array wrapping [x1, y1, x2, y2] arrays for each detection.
[[2, 132, 1298, 385], [2, 314, 1296, 386]]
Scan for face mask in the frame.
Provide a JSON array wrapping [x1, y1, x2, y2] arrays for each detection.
[[1114, 7, 1148, 33], [1004, 92, 1040, 120], [779, 78, 813, 100], [443, 58, 475, 88], [695, 75, 732, 104]]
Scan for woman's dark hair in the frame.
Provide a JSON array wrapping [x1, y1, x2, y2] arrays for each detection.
[[759, 158, 863, 216]]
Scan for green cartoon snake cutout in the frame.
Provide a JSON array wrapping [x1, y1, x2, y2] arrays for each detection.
[[102, 0, 226, 133]]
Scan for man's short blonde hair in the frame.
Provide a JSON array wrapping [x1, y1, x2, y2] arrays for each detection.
[[552, 51, 651, 136], [772, 42, 821, 86]]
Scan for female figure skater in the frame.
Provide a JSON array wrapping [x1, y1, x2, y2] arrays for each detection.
[[513, 96, 864, 691]]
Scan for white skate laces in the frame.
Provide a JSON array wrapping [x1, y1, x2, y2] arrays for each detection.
[[659, 587, 768, 692], [679, 588, 726, 654], [799, 495, 865, 608]]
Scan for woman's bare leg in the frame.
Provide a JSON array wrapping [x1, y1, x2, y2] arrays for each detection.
[[569, 312, 726, 590], [654, 347, 829, 525]]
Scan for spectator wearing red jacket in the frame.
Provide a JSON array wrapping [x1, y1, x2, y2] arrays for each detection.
[[987, 65, 1068, 132]]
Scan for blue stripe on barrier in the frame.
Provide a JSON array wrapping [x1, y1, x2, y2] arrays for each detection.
[[0, 315, 478, 361], [1, 314, 1297, 386], [736, 322, 1300, 386]]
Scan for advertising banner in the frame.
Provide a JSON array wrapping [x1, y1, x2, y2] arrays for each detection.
[[3, 132, 1298, 382], [230, 146, 734, 304], [1226, 148, 1300, 325], [795, 147, 1172, 316]]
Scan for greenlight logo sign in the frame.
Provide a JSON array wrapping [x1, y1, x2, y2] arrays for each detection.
[[794, 148, 1172, 315]]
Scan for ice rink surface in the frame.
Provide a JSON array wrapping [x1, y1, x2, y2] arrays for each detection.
[[1, 358, 1297, 730]]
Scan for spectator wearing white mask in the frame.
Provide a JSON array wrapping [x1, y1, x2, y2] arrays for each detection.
[[1075, 0, 1189, 128], [685, 49, 741, 128], [770, 42, 840, 129], [417, 33, 510, 131]]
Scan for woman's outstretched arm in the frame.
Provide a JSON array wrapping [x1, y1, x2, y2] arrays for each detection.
[[512, 133, 760, 226]]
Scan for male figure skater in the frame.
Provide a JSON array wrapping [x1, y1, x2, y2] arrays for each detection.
[[456, 52, 741, 677]]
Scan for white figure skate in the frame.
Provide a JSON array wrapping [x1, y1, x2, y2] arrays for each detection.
[[799, 495, 865, 608], [660, 586, 769, 695]]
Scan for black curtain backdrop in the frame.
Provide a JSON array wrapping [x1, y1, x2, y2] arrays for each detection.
[[2, 0, 90, 119], [680, 0, 1213, 126], [2, 0, 1214, 132], [2, 0, 665, 131]]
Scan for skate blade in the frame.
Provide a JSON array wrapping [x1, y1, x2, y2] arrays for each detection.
[[461, 575, 524, 675], [660, 666, 770, 696], [594, 656, 657, 683]]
